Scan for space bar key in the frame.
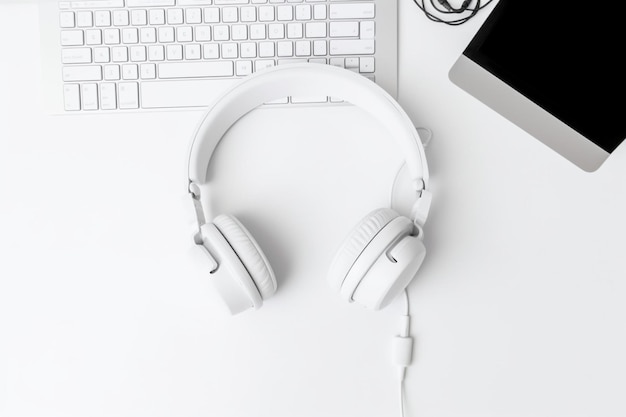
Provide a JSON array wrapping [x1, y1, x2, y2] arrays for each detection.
[[141, 79, 237, 108], [158, 62, 234, 79]]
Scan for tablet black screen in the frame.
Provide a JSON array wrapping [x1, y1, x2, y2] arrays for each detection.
[[464, 1, 626, 153]]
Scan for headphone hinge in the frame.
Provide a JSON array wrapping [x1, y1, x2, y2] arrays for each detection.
[[411, 185, 432, 230], [189, 181, 207, 244]]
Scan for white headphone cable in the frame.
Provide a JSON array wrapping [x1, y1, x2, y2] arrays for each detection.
[[394, 289, 413, 417], [391, 125, 430, 417]]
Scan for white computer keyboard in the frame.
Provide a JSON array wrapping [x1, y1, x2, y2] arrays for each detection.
[[40, 0, 398, 112]]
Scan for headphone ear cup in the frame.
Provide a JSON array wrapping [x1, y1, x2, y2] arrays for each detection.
[[351, 229, 426, 310], [328, 208, 425, 310], [213, 215, 277, 300], [328, 208, 399, 293]]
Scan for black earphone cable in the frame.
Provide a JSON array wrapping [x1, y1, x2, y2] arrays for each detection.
[[412, 0, 495, 25]]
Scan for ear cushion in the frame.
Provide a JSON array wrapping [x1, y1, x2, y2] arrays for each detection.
[[327, 208, 399, 292], [213, 215, 277, 300]]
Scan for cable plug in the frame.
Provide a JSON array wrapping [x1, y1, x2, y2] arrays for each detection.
[[393, 315, 413, 381]]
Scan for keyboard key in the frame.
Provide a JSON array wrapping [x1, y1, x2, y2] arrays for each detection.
[[76, 11, 93, 27], [295, 40, 311, 56], [345, 57, 358, 68], [250, 24, 266, 39], [277, 58, 306, 65], [360, 56, 374, 73], [100, 82, 117, 109], [222, 7, 238, 23], [140, 27, 157, 43], [329, 39, 374, 55], [85, 29, 103, 45], [178, 0, 213, 5], [268, 23, 284, 39], [305, 22, 326, 37], [93, 47, 110, 63], [241, 7, 257, 22], [62, 65, 102, 81], [62, 48, 92, 64], [240, 42, 257, 58], [70, 0, 123, 8], [122, 64, 139, 79], [158, 27, 175, 42], [118, 82, 139, 109], [130, 45, 147, 61], [203, 44, 219, 58], [122, 28, 139, 43], [81, 83, 99, 110], [63, 84, 81, 110], [213, 26, 230, 41], [255, 59, 275, 71], [330, 21, 359, 37], [127, 0, 175, 7], [329, 57, 344, 67], [203, 8, 220, 23], [104, 64, 121, 80], [186, 8, 203, 24], [130, 9, 147, 25], [360, 20, 375, 39], [148, 45, 165, 60], [329, 3, 375, 19], [112, 10, 129, 26], [221, 43, 238, 58], [166, 44, 183, 60], [158, 61, 234, 78], [95, 10, 111, 27], [112, 46, 129, 62], [291, 95, 327, 104], [149, 9, 166, 25], [104, 28, 121, 44], [140, 63, 157, 79], [195, 26, 211, 41], [258, 41, 274, 57], [313, 4, 326, 19], [286, 22, 303, 38], [59, 11, 75, 28], [236, 60, 253, 75], [61, 30, 84, 46], [259, 6, 275, 21], [140, 79, 236, 108], [313, 39, 326, 55], [185, 44, 202, 59], [167, 8, 184, 24], [214, 0, 249, 4], [277, 41, 293, 57], [231, 25, 248, 40], [295, 4, 311, 20], [177, 26, 193, 42], [277, 5, 293, 21]]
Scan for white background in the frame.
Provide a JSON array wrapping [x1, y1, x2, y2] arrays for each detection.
[[2, 1, 626, 417]]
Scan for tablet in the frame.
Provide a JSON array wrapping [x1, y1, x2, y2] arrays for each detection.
[[449, 0, 626, 172]]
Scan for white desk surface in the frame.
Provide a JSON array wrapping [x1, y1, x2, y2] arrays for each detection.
[[2, 2, 626, 417]]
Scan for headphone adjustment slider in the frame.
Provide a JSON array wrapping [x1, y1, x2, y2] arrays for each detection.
[[411, 187, 432, 229], [188, 182, 207, 241]]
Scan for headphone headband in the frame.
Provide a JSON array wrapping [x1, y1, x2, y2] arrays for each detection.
[[187, 64, 429, 191]]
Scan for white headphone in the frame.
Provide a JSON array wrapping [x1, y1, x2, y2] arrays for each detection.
[[187, 64, 432, 315]]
